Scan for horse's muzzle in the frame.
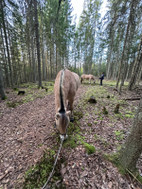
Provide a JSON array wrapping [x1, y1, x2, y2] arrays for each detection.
[[60, 134, 68, 140]]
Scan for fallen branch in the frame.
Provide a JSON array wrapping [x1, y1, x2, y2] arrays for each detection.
[[123, 97, 141, 101]]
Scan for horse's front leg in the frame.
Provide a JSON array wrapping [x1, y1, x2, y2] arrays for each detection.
[[68, 99, 74, 122]]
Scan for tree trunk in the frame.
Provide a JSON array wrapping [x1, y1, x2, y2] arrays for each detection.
[[137, 66, 142, 85], [0, 28, 9, 86], [34, 0, 42, 88], [50, 47, 52, 79], [116, 0, 135, 90], [0, 66, 6, 100], [55, 45, 58, 75], [128, 35, 142, 90], [1, 0, 13, 87], [119, 98, 142, 172], [119, 59, 129, 90]]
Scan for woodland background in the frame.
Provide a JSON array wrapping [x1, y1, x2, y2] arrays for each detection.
[[0, 0, 142, 188], [0, 0, 142, 98]]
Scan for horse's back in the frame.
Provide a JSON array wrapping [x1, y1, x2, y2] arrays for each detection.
[[72, 72, 80, 90], [81, 74, 90, 79], [55, 69, 79, 100]]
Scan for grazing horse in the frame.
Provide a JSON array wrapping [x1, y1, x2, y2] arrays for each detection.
[[54, 69, 80, 135], [81, 74, 95, 84]]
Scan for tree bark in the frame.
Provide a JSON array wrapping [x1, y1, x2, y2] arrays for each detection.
[[0, 66, 6, 100], [34, 0, 42, 88], [116, 0, 135, 91], [119, 98, 142, 172], [0, 28, 9, 86], [0, 0, 13, 87], [128, 35, 142, 90]]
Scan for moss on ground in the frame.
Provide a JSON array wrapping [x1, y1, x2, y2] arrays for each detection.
[[83, 142, 96, 155], [23, 110, 84, 188], [114, 130, 124, 141], [23, 149, 66, 189], [104, 153, 126, 174], [6, 100, 23, 108], [6, 81, 54, 108]]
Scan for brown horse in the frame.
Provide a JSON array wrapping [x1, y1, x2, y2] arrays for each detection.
[[54, 69, 80, 135], [81, 74, 95, 84]]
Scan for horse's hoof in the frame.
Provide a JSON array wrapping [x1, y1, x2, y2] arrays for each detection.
[[70, 117, 74, 122]]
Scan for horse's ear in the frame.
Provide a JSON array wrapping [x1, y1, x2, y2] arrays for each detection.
[[55, 113, 61, 119], [66, 111, 71, 117]]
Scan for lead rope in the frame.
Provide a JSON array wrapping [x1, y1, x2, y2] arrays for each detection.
[[41, 136, 64, 189]]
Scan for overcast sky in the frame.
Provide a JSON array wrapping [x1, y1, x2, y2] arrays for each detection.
[[71, 0, 84, 25], [71, 0, 108, 25]]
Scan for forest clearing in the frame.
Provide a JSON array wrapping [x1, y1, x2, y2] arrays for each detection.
[[0, 80, 142, 188]]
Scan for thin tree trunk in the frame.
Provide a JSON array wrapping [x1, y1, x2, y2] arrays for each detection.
[[116, 0, 135, 90], [49, 48, 52, 79], [55, 45, 58, 75], [128, 36, 142, 90], [30, 6, 36, 82], [0, 28, 9, 86], [0, 66, 6, 100], [137, 67, 142, 85], [34, 0, 42, 88], [31, 36, 36, 82], [119, 59, 129, 89], [1, 1, 13, 87], [23, 53, 27, 83]]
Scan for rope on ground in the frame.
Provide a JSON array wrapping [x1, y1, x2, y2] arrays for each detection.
[[41, 137, 64, 189]]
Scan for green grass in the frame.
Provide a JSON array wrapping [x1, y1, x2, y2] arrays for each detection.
[[6, 81, 54, 108], [114, 130, 124, 141]]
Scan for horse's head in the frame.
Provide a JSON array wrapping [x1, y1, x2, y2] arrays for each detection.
[[55, 111, 71, 135]]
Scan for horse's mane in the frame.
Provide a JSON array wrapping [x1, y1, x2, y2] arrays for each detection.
[[59, 69, 65, 113]]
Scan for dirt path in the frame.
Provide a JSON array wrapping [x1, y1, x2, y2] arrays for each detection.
[[0, 83, 142, 189], [0, 85, 88, 188]]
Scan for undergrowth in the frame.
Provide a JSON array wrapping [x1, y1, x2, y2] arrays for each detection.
[[23, 149, 66, 189], [6, 81, 54, 108]]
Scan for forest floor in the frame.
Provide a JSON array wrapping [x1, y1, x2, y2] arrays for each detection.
[[0, 80, 142, 189]]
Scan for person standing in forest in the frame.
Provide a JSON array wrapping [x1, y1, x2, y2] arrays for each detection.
[[99, 72, 105, 86]]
